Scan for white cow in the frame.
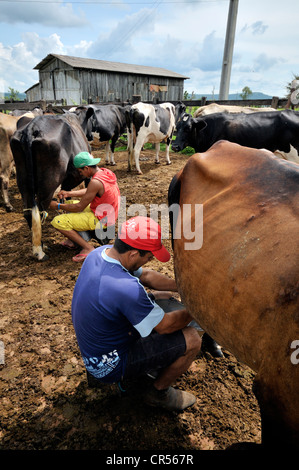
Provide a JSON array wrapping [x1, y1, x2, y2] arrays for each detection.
[[126, 102, 177, 174], [194, 103, 277, 118]]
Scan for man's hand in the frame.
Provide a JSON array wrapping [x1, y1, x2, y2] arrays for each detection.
[[49, 200, 59, 210]]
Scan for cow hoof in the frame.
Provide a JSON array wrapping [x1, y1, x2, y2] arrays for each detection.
[[166, 162, 172, 165], [39, 253, 49, 261], [155, 161, 160, 165], [33, 253, 49, 261], [5, 205, 14, 212], [201, 333, 224, 358], [137, 171, 143, 175]]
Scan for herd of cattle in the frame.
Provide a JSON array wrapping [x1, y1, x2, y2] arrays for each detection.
[[1, 100, 299, 448]]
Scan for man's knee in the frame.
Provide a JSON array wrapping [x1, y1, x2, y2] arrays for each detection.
[[183, 326, 202, 355]]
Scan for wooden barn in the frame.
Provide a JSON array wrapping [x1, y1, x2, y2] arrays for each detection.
[[25, 54, 188, 105]]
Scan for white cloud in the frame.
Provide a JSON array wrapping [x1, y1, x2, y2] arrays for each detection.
[[0, 32, 66, 92], [253, 53, 286, 72], [193, 31, 224, 72], [0, 0, 88, 27], [241, 21, 268, 35], [87, 8, 157, 61]]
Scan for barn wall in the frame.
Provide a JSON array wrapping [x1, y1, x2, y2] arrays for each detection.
[[79, 70, 184, 103], [26, 84, 41, 102], [32, 57, 185, 105]]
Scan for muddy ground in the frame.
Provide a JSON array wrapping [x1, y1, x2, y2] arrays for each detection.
[[0, 147, 261, 452]]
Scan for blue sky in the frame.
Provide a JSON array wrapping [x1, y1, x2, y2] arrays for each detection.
[[0, 0, 298, 98]]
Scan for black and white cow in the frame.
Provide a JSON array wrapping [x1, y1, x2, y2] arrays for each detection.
[[126, 101, 186, 174], [68, 104, 129, 166], [10, 113, 90, 261], [89, 104, 128, 166], [68, 106, 95, 141], [172, 110, 299, 164]]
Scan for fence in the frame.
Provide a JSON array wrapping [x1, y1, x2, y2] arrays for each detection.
[[0, 96, 289, 114]]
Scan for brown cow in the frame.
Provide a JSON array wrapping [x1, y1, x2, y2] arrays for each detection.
[[168, 140, 299, 448], [0, 112, 35, 211]]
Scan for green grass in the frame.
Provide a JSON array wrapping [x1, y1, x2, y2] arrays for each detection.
[[115, 141, 195, 156]]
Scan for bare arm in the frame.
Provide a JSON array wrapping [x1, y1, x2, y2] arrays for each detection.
[[58, 188, 87, 199], [50, 179, 104, 213], [140, 268, 193, 334], [154, 309, 193, 335], [139, 268, 177, 292]]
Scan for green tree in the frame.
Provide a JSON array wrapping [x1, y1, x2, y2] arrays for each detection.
[[240, 86, 252, 100], [8, 87, 20, 101]]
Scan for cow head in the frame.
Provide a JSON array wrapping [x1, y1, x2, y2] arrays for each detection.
[[71, 106, 95, 141], [172, 114, 207, 152], [174, 101, 186, 125]]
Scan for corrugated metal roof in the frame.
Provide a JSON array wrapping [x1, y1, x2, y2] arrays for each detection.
[[34, 54, 189, 80]]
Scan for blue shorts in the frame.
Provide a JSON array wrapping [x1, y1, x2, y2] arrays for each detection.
[[123, 329, 186, 379]]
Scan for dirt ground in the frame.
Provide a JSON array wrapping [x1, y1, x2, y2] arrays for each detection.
[[0, 147, 261, 452]]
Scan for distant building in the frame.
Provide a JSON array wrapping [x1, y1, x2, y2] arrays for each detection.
[[25, 54, 188, 105]]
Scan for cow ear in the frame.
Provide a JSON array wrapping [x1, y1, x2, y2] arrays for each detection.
[[194, 118, 207, 132], [86, 107, 95, 119]]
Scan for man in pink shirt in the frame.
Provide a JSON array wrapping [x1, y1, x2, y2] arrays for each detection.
[[50, 152, 120, 262]]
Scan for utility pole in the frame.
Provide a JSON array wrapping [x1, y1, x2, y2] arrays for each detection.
[[219, 0, 239, 100]]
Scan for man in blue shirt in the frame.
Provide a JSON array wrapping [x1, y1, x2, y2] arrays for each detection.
[[72, 216, 202, 411]]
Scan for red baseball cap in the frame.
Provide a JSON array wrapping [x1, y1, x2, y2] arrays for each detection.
[[119, 216, 170, 262]]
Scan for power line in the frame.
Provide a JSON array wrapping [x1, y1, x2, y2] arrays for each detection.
[[0, 0, 228, 4], [102, 0, 162, 58]]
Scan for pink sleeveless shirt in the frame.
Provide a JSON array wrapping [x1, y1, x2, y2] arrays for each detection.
[[90, 168, 120, 226]]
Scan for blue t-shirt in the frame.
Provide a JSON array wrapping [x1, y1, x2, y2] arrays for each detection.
[[71, 245, 165, 383]]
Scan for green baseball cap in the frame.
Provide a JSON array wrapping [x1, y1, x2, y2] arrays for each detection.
[[74, 152, 101, 168]]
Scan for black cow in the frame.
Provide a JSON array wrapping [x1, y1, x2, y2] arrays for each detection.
[[126, 101, 186, 174], [10, 113, 90, 261], [69, 104, 129, 165], [172, 110, 299, 164]]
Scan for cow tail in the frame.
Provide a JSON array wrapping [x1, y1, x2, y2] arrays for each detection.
[[20, 130, 46, 260], [21, 129, 36, 214]]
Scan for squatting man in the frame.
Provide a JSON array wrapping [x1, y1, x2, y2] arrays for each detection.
[[71, 216, 202, 411]]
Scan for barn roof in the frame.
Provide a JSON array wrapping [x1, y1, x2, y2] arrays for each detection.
[[34, 54, 189, 80]]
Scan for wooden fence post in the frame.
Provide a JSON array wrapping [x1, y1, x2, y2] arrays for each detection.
[[271, 96, 279, 109]]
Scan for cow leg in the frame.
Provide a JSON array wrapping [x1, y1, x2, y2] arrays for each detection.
[[109, 136, 117, 166], [127, 133, 133, 172], [105, 142, 110, 165], [253, 370, 299, 449], [0, 170, 13, 212], [133, 142, 143, 174], [155, 143, 160, 164], [165, 138, 172, 165], [31, 205, 47, 261]]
